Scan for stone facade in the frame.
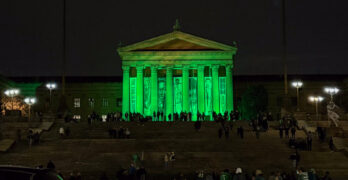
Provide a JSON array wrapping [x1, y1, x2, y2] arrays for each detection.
[[118, 30, 237, 120], [1, 75, 348, 121]]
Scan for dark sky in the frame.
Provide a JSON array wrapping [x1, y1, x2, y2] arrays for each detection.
[[1, 0, 348, 77]]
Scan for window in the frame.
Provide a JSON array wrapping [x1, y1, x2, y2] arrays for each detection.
[[88, 98, 95, 108], [102, 98, 109, 107], [73, 115, 81, 120], [74, 98, 80, 108]]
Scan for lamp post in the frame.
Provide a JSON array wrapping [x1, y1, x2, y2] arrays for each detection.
[[308, 96, 324, 121], [46, 83, 57, 105], [4, 89, 20, 110], [324, 87, 339, 103], [292, 81, 303, 111], [24, 97, 36, 122]]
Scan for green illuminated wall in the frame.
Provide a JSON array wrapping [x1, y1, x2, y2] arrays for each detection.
[[219, 77, 226, 113], [144, 77, 151, 116], [189, 77, 198, 120], [158, 77, 166, 118], [173, 77, 183, 113], [204, 77, 212, 117], [130, 77, 137, 113], [118, 30, 237, 121]]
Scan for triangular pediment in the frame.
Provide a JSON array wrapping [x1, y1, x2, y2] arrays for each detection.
[[118, 31, 236, 52], [136, 39, 218, 51]]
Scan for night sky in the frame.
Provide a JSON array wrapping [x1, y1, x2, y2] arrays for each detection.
[[1, 0, 348, 77]]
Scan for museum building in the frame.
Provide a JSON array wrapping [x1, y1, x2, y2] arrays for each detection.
[[118, 30, 237, 120]]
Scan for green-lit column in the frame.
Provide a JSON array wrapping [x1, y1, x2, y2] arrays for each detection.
[[182, 66, 189, 112], [136, 66, 144, 114], [197, 65, 205, 114], [151, 66, 158, 115], [212, 65, 220, 114], [226, 65, 234, 113], [122, 66, 130, 119], [166, 66, 173, 120]]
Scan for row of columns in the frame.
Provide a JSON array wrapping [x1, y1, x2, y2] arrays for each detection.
[[122, 65, 233, 119]]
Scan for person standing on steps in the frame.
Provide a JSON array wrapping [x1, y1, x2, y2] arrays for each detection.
[[291, 126, 296, 139], [285, 126, 289, 138], [164, 153, 169, 168], [279, 126, 284, 139], [224, 127, 230, 139], [46, 160, 55, 169], [256, 126, 260, 139], [329, 136, 334, 151]]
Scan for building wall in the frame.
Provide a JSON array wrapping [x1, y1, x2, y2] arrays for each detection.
[[5, 75, 347, 121], [234, 75, 347, 119], [35, 82, 122, 120]]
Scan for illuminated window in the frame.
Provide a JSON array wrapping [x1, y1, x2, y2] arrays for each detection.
[[73, 115, 81, 120], [102, 98, 109, 107], [74, 98, 80, 108], [88, 98, 95, 108]]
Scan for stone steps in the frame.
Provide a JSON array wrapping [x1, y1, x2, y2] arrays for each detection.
[[3, 122, 348, 179]]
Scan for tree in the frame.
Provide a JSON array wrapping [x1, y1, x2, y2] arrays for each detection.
[[1, 95, 28, 116], [238, 85, 268, 120]]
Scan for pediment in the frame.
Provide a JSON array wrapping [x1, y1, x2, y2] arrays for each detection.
[[135, 39, 219, 51], [118, 31, 236, 52]]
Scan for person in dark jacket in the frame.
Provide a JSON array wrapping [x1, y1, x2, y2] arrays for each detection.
[[291, 127, 296, 138], [46, 160, 55, 169]]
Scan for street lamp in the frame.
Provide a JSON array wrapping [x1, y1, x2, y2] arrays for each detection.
[[46, 83, 57, 105], [324, 87, 339, 102], [24, 97, 36, 121], [308, 96, 324, 120], [4, 89, 20, 110], [292, 81, 303, 111]]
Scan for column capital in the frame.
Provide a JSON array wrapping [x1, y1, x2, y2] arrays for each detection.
[[136, 65, 144, 69], [211, 65, 219, 70], [122, 65, 130, 71], [225, 64, 233, 69], [182, 65, 190, 70], [136, 66, 144, 73], [197, 65, 205, 71], [150, 66, 158, 71], [166, 66, 173, 72]]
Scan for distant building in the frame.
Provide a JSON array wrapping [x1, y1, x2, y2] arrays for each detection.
[[118, 30, 237, 120], [1, 74, 347, 121]]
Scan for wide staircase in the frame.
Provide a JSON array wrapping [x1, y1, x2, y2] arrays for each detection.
[[1, 121, 348, 179]]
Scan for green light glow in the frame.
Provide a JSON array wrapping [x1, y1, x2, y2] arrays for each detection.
[[219, 77, 226, 113], [158, 77, 166, 120], [204, 77, 212, 118], [189, 77, 198, 120], [130, 77, 137, 113], [136, 67, 144, 114], [119, 32, 237, 120], [173, 77, 183, 114], [144, 77, 151, 116], [166, 68, 173, 120]]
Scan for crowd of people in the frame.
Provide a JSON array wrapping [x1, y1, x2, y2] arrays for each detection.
[[32, 109, 337, 180], [43, 159, 334, 180], [188, 167, 333, 180], [108, 126, 131, 139]]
